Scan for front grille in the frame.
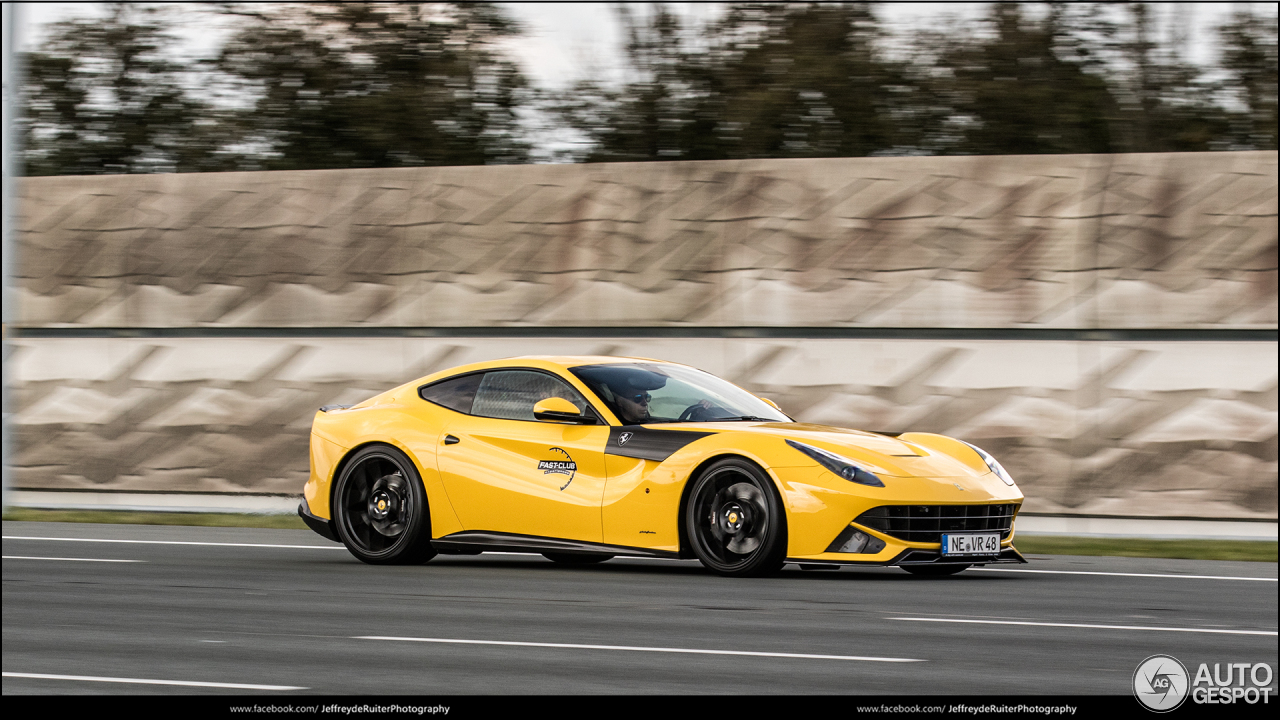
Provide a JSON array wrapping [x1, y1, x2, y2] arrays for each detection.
[[855, 504, 1017, 544]]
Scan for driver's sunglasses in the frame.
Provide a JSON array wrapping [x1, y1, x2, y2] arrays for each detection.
[[630, 392, 651, 404]]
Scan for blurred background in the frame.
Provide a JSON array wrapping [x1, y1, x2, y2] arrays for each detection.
[[3, 3, 1276, 522]]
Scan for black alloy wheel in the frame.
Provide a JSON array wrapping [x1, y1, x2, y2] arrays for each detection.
[[333, 445, 436, 565], [542, 552, 614, 565], [685, 458, 787, 577], [902, 564, 971, 576]]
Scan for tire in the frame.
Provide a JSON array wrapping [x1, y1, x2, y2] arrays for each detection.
[[684, 457, 787, 578], [542, 552, 614, 565], [902, 564, 970, 576], [333, 444, 437, 565]]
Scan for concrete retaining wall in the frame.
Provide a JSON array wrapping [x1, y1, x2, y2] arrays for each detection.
[[12, 152, 1278, 517]]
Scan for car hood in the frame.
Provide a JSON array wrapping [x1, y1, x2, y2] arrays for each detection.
[[659, 421, 987, 479]]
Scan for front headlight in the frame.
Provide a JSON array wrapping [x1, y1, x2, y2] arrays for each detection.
[[785, 440, 884, 487], [962, 441, 1015, 486]]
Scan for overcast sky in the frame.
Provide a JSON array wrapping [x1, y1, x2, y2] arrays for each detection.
[[13, 2, 1279, 90]]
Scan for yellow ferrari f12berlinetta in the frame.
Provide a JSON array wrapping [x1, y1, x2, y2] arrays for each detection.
[[300, 356, 1026, 577]]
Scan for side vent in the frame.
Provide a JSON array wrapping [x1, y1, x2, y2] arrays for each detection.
[[319, 404, 353, 413]]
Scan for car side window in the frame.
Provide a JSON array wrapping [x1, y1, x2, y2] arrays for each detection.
[[472, 370, 591, 422], [419, 373, 484, 414]]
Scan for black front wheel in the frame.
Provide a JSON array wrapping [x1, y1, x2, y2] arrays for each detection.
[[333, 445, 436, 565], [685, 458, 787, 577]]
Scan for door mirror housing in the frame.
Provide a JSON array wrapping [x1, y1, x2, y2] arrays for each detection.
[[533, 397, 595, 424], [761, 397, 783, 412]]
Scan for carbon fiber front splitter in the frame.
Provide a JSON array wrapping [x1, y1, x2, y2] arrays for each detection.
[[786, 546, 1027, 568]]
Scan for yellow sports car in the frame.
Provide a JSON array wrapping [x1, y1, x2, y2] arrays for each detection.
[[300, 356, 1026, 577]]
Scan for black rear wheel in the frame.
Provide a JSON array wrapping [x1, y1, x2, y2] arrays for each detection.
[[333, 445, 436, 565], [685, 458, 787, 577], [542, 552, 613, 565], [902, 564, 970, 576]]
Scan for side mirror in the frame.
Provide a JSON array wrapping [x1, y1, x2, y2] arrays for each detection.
[[761, 398, 783, 412], [533, 397, 594, 424]]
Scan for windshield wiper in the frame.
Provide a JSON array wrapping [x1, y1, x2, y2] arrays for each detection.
[[656, 415, 778, 423]]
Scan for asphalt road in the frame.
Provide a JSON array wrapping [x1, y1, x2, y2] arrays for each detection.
[[3, 521, 1277, 695]]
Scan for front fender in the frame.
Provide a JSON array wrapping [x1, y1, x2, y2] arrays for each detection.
[[648, 432, 877, 558]]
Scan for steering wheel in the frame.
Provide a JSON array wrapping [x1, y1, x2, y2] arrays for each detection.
[[679, 403, 726, 422]]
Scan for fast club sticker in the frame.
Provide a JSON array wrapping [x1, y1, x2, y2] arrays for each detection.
[[538, 447, 577, 491]]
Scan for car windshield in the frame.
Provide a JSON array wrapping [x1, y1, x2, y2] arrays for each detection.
[[569, 363, 791, 425]]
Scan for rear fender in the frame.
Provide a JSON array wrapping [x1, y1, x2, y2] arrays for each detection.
[[325, 438, 464, 538]]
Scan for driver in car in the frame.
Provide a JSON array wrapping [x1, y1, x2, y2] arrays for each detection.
[[605, 372, 663, 424], [614, 388, 653, 424], [605, 371, 714, 424]]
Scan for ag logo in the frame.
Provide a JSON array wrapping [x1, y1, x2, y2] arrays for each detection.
[[537, 447, 577, 491], [618, 432, 633, 446], [1134, 654, 1189, 712]]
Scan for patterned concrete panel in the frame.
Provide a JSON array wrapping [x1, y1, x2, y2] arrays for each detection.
[[10, 337, 1276, 518], [16, 152, 1277, 329], [1091, 152, 1279, 328]]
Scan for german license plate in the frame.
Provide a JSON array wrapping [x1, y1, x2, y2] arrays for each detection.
[[942, 533, 1000, 556]]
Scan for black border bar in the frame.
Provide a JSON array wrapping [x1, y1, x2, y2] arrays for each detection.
[[5, 694, 1274, 717]]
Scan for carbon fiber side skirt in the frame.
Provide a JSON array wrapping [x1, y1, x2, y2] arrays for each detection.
[[432, 530, 682, 560]]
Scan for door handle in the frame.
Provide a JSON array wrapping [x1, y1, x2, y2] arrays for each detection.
[[443, 435, 460, 445]]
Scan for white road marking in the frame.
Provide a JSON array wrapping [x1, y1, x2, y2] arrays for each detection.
[[1, 538, 688, 559], [2, 536, 344, 550], [355, 635, 923, 662], [3, 556, 144, 563], [889, 617, 1278, 636], [7, 538, 1270, 581], [972, 567, 1277, 582], [2, 672, 306, 691]]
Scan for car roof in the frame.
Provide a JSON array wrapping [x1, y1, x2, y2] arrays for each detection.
[[515, 355, 672, 368], [412, 355, 684, 387]]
